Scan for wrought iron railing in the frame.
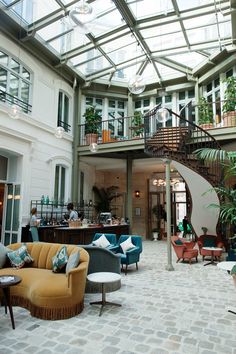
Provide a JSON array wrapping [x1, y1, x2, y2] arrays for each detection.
[[79, 114, 146, 146], [0, 89, 32, 114], [144, 105, 222, 186]]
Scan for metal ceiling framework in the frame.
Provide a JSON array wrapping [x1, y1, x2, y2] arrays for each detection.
[[0, 0, 235, 89]]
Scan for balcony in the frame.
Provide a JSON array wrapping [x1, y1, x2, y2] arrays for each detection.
[[0, 89, 32, 114]]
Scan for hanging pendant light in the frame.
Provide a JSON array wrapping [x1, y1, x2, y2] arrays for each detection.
[[68, 0, 94, 33], [89, 142, 98, 153], [156, 108, 170, 123], [8, 104, 20, 119], [55, 126, 65, 139], [128, 74, 145, 95]]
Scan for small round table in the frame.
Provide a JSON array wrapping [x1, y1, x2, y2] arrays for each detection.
[[87, 272, 121, 316], [0, 275, 22, 329], [202, 247, 223, 266]]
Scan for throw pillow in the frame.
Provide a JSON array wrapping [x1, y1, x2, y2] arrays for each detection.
[[120, 237, 136, 254], [66, 251, 80, 275], [174, 239, 183, 245], [7, 244, 34, 269], [203, 238, 216, 247], [93, 234, 110, 248], [52, 246, 68, 273], [0, 243, 11, 268]]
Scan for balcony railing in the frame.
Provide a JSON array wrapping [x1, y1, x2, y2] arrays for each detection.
[[0, 89, 32, 114], [79, 115, 146, 146]]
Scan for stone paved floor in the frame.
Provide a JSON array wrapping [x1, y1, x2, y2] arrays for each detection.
[[0, 241, 236, 354]]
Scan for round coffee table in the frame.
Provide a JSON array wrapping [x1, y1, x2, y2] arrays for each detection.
[[202, 247, 223, 266], [217, 261, 236, 272], [0, 275, 22, 329], [87, 272, 121, 316]]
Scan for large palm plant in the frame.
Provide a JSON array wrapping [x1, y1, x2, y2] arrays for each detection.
[[194, 148, 236, 225]]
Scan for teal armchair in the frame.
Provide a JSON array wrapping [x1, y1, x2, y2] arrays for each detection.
[[91, 233, 117, 251], [114, 235, 143, 275]]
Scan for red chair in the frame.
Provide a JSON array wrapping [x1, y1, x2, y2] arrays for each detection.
[[197, 234, 224, 261], [171, 236, 198, 264]]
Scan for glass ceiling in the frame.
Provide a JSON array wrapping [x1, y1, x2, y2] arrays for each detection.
[[0, 0, 233, 88]]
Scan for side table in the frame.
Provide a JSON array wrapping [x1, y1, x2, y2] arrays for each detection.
[[87, 272, 121, 316], [0, 275, 22, 329], [202, 247, 223, 266]]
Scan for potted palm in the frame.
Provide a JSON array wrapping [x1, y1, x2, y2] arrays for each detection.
[[198, 97, 213, 129], [83, 106, 101, 145], [222, 76, 236, 127], [194, 147, 236, 257]]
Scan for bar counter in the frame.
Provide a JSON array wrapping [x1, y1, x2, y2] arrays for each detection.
[[22, 224, 129, 244], [53, 224, 129, 245]]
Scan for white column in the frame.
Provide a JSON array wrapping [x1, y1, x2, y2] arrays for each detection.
[[164, 158, 174, 271]]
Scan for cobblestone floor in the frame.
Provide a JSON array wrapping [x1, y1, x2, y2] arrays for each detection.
[[0, 241, 235, 354]]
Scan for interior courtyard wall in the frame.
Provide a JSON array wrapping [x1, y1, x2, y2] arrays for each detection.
[[0, 34, 74, 239]]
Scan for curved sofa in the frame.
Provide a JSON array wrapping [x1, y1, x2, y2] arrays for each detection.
[[0, 242, 89, 320]]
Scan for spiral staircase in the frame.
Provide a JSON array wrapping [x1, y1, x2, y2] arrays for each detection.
[[144, 106, 222, 236]]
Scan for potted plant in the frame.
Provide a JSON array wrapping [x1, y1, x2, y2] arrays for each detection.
[[198, 97, 213, 129], [131, 111, 144, 138], [222, 76, 236, 127], [194, 147, 236, 255], [83, 106, 101, 145]]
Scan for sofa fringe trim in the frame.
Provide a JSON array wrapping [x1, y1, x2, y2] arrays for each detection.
[[11, 295, 84, 320]]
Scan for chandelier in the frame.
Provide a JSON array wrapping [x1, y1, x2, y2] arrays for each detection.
[[128, 74, 146, 95], [152, 178, 181, 187]]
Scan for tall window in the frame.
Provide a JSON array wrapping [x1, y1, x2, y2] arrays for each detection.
[[54, 165, 66, 204], [0, 50, 32, 113], [177, 89, 195, 125], [57, 91, 70, 132], [108, 99, 126, 137], [156, 95, 172, 127], [204, 77, 221, 126]]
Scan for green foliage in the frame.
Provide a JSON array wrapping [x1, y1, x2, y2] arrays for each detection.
[[132, 111, 144, 136], [194, 147, 236, 225], [92, 185, 122, 213], [198, 97, 213, 125], [222, 76, 236, 113], [83, 106, 101, 134]]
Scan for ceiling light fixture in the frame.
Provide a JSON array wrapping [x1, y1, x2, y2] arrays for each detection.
[[128, 74, 146, 95], [8, 104, 20, 119], [55, 126, 65, 139], [89, 142, 98, 153], [68, 0, 94, 33], [156, 107, 170, 123]]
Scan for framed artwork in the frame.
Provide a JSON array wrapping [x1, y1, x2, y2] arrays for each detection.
[[135, 207, 141, 216]]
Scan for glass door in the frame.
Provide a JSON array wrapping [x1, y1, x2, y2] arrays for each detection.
[[2, 183, 21, 245]]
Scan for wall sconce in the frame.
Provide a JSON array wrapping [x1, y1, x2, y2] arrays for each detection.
[[135, 190, 140, 198]]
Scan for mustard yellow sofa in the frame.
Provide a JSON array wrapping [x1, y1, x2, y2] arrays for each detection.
[[0, 242, 89, 320]]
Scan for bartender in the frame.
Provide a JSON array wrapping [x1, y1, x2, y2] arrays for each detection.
[[67, 203, 78, 220]]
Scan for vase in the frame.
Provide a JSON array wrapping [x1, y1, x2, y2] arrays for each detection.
[[85, 133, 98, 145]]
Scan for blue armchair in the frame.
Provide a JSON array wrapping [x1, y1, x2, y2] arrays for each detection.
[[91, 233, 117, 251], [114, 235, 143, 275]]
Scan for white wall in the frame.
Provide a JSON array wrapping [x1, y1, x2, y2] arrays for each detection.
[[0, 33, 74, 236], [173, 161, 220, 236]]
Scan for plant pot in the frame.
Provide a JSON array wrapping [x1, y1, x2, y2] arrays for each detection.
[[223, 111, 236, 127], [199, 123, 213, 129], [86, 133, 98, 145]]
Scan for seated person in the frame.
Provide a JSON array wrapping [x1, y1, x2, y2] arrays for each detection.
[[67, 203, 78, 220]]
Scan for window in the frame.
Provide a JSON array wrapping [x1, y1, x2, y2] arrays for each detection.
[[204, 76, 220, 126], [155, 94, 173, 127], [0, 50, 32, 113], [57, 91, 70, 132], [54, 165, 66, 204], [108, 99, 126, 137], [177, 89, 196, 125]]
